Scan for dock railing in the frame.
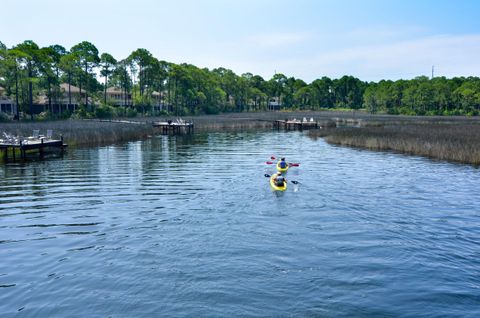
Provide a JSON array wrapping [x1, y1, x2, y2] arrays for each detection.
[[1, 130, 67, 162]]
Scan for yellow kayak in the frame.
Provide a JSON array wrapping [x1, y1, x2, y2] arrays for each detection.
[[270, 173, 287, 191], [276, 161, 289, 173]]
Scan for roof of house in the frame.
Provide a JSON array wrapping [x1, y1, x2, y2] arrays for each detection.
[[0, 87, 16, 103], [106, 87, 123, 94], [0, 96, 15, 103], [60, 83, 82, 93]]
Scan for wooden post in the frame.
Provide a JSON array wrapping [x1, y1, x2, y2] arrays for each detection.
[[39, 138, 44, 158], [60, 135, 65, 157]]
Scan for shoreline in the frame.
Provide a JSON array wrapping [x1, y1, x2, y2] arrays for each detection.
[[2, 111, 480, 165], [308, 122, 480, 166]]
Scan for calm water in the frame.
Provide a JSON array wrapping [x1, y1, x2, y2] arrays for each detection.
[[1, 131, 479, 317]]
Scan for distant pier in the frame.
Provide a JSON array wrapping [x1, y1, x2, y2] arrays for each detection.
[[152, 119, 194, 135], [273, 118, 320, 131]]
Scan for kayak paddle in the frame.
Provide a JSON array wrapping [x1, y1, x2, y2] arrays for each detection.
[[264, 174, 299, 184]]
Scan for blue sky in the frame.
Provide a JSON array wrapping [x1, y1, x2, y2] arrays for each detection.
[[1, 0, 480, 82]]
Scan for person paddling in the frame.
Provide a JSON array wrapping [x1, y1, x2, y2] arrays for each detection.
[[279, 157, 288, 169], [274, 171, 286, 187]]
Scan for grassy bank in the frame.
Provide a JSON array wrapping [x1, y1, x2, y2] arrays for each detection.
[[1, 120, 156, 147], [149, 111, 340, 131], [309, 122, 480, 165], [2, 112, 480, 166], [0, 111, 339, 147]]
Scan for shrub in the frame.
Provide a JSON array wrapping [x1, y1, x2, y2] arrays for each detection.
[[71, 106, 90, 119], [0, 112, 11, 122], [95, 105, 116, 119], [155, 110, 169, 116], [204, 104, 220, 114], [36, 111, 53, 121], [398, 107, 416, 116], [425, 110, 442, 116], [125, 108, 137, 117], [466, 109, 478, 117], [443, 109, 464, 116]]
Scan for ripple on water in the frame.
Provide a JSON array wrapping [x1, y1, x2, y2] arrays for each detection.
[[1, 131, 480, 317]]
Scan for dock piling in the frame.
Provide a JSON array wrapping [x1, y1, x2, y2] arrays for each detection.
[[152, 120, 194, 135], [273, 119, 319, 131], [1, 137, 67, 162]]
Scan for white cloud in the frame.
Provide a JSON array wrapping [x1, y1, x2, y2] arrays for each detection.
[[276, 33, 480, 81], [104, 31, 480, 83], [156, 33, 480, 82]]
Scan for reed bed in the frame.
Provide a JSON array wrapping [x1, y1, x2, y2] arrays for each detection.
[[0, 120, 155, 147], [2, 112, 480, 166], [310, 123, 480, 165], [150, 112, 338, 131]]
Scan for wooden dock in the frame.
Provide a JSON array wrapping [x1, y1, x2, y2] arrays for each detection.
[[1, 137, 67, 162], [152, 120, 194, 135], [273, 118, 319, 131]]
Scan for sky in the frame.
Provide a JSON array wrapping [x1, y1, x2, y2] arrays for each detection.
[[1, 0, 480, 82]]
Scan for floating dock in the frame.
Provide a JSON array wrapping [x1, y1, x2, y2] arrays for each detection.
[[152, 120, 194, 135], [273, 119, 319, 131], [1, 137, 67, 162]]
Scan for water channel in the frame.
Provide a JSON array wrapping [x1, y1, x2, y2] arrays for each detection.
[[1, 130, 479, 317]]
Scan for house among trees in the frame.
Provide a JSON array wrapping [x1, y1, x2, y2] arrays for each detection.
[[2, 39, 480, 119], [35, 83, 86, 114], [0, 86, 17, 117], [105, 87, 167, 112], [106, 87, 132, 107], [151, 91, 167, 112], [58, 83, 84, 111], [268, 97, 281, 111]]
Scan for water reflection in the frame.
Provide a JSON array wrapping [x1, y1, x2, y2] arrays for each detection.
[[1, 131, 479, 317]]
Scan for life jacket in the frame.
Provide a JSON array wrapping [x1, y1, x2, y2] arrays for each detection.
[[279, 160, 287, 168], [275, 175, 285, 186]]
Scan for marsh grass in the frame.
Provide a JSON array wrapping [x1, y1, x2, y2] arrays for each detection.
[[162, 112, 337, 131], [310, 122, 480, 165], [2, 112, 480, 165], [1, 120, 156, 147], [1, 112, 337, 147]]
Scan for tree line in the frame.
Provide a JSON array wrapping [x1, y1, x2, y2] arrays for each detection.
[[1, 40, 480, 120]]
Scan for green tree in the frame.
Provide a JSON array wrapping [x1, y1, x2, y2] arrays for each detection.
[[212, 67, 239, 111], [453, 80, 480, 114], [333, 75, 365, 109], [59, 53, 79, 110], [294, 85, 312, 109], [128, 48, 156, 104], [249, 75, 267, 110], [71, 41, 100, 109], [268, 73, 287, 109], [100, 53, 117, 104], [14, 40, 42, 120], [110, 59, 133, 109], [310, 77, 334, 109], [47, 45, 67, 109], [0, 43, 24, 119]]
